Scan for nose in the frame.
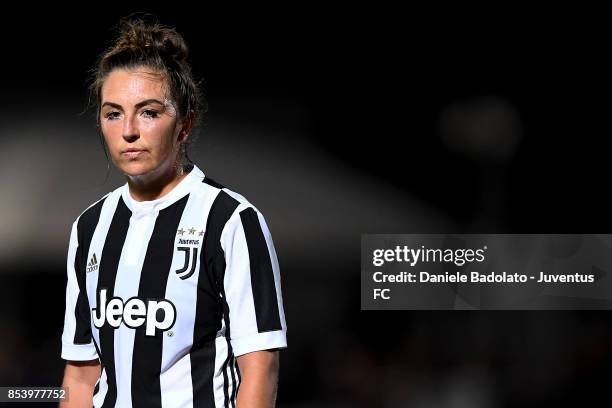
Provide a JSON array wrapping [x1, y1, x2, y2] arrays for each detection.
[[122, 114, 140, 143]]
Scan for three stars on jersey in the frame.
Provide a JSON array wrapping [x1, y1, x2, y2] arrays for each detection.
[[176, 226, 203, 236]]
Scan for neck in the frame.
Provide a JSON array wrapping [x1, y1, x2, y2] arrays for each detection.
[[126, 163, 188, 202]]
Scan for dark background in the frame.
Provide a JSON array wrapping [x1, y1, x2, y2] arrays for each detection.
[[0, 5, 610, 407]]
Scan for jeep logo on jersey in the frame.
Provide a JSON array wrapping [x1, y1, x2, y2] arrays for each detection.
[[92, 289, 176, 336]]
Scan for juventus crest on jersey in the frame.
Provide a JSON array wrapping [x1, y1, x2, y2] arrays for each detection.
[[61, 165, 287, 408]]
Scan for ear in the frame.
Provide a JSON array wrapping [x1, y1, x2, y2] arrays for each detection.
[[178, 111, 195, 143]]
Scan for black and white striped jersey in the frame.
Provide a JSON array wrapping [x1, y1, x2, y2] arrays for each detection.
[[61, 164, 287, 408]]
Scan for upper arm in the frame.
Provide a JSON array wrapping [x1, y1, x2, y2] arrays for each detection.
[[236, 349, 280, 378], [59, 360, 101, 408], [63, 359, 101, 387], [235, 350, 280, 407]]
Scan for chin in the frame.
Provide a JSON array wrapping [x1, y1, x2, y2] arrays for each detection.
[[118, 160, 158, 177]]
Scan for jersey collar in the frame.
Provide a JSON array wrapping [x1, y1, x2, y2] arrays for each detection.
[[121, 164, 205, 216]]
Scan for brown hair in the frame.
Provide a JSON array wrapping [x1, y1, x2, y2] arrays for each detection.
[[89, 15, 206, 166]]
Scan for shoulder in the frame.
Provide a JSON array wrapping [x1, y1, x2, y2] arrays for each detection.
[[197, 175, 269, 241], [72, 185, 123, 229], [199, 174, 261, 218]]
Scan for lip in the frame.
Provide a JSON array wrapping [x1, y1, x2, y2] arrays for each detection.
[[122, 148, 146, 158]]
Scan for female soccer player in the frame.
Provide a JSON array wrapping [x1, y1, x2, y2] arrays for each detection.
[[60, 16, 287, 408]]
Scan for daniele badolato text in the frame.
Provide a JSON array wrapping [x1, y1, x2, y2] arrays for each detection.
[[369, 246, 595, 300]]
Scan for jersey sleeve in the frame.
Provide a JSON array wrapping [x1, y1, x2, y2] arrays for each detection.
[[220, 206, 287, 357], [61, 220, 99, 361]]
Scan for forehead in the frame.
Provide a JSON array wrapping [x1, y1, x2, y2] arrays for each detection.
[[101, 68, 167, 103]]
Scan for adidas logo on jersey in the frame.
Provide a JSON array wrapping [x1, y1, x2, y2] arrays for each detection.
[[92, 289, 176, 336], [87, 253, 99, 273]]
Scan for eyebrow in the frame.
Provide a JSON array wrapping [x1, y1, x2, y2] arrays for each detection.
[[101, 99, 165, 110]]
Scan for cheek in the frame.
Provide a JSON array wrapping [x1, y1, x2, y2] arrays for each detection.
[[147, 125, 179, 151], [100, 136, 116, 159], [100, 122, 121, 145]]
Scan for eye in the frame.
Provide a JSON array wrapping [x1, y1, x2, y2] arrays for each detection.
[[105, 111, 121, 120], [142, 109, 159, 119]]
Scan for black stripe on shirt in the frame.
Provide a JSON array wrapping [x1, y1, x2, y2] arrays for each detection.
[[131, 195, 189, 408], [189, 340, 217, 408], [233, 357, 241, 401], [235, 356, 241, 384], [193, 190, 239, 408], [222, 357, 230, 408], [92, 337, 102, 396], [73, 196, 106, 345], [229, 355, 237, 408], [93, 379, 100, 397], [202, 176, 225, 190], [239, 207, 282, 332], [97, 197, 131, 408]]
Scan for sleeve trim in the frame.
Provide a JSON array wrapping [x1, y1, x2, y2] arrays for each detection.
[[230, 330, 287, 357], [61, 342, 99, 361]]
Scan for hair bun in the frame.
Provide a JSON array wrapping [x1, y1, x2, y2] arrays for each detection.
[[116, 17, 189, 62]]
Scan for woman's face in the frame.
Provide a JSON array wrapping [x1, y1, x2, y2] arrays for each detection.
[[100, 68, 185, 179]]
